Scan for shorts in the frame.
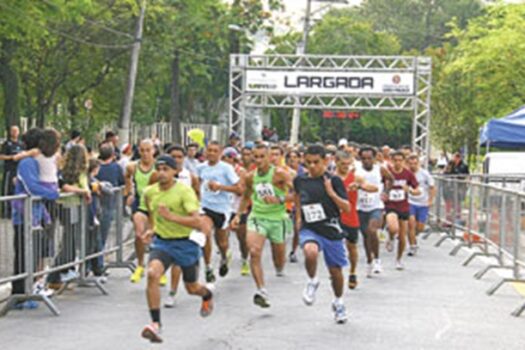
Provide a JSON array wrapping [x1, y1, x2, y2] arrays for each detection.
[[385, 208, 410, 221], [229, 212, 248, 225], [358, 209, 383, 234], [341, 224, 359, 244], [248, 217, 291, 244], [202, 207, 228, 230], [409, 204, 429, 223], [148, 236, 201, 283], [299, 229, 348, 268]]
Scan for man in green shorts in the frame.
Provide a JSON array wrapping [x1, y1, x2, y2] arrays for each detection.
[[140, 155, 213, 343], [233, 144, 293, 308]]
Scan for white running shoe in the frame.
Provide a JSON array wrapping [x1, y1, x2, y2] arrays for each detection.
[[254, 289, 271, 308], [332, 301, 348, 324], [33, 282, 54, 298], [366, 263, 373, 278], [372, 259, 383, 274], [407, 245, 418, 257], [385, 237, 394, 253], [164, 292, 176, 308], [396, 259, 405, 270], [302, 280, 320, 306]]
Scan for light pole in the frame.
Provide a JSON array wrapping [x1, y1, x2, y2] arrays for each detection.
[[289, 0, 349, 146]]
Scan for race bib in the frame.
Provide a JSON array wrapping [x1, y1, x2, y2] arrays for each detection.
[[303, 203, 327, 223], [389, 189, 405, 201], [189, 230, 207, 248], [359, 192, 374, 207], [255, 183, 275, 198]]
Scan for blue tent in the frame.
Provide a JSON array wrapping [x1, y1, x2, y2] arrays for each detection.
[[479, 106, 525, 148]]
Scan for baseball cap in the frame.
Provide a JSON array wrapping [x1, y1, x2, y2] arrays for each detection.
[[223, 147, 240, 159], [155, 155, 178, 169], [244, 141, 255, 150], [338, 138, 348, 147]]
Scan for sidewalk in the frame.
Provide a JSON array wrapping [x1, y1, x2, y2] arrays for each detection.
[[0, 233, 523, 350]]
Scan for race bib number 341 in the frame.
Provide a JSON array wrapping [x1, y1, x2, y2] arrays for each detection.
[[303, 203, 327, 223]]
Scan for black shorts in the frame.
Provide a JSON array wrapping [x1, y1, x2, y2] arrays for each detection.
[[341, 224, 359, 244], [148, 249, 199, 283], [385, 208, 410, 221], [202, 207, 228, 230], [229, 212, 248, 225]]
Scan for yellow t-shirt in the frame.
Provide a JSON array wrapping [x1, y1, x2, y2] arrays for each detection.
[[143, 181, 200, 239]]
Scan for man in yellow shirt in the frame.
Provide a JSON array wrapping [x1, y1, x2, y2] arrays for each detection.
[[140, 155, 214, 344]]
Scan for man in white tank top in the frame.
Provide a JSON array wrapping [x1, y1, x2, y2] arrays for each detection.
[[355, 147, 393, 277]]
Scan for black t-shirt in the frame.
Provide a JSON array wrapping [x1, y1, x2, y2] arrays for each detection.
[[1, 139, 23, 172], [293, 172, 348, 240]]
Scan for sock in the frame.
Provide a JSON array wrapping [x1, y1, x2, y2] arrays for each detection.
[[206, 264, 212, 271], [308, 276, 318, 284], [150, 309, 161, 325], [334, 297, 344, 306], [203, 288, 212, 301]]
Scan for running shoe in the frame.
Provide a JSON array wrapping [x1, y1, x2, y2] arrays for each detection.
[[253, 290, 271, 308], [372, 259, 383, 274], [348, 274, 358, 290], [200, 288, 214, 318], [396, 259, 405, 270], [130, 265, 144, 283], [159, 274, 168, 286], [219, 250, 233, 277], [366, 263, 373, 278], [302, 280, 320, 306], [141, 323, 162, 343], [60, 269, 79, 282], [407, 245, 418, 257], [378, 229, 387, 242], [289, 251, 298, 263], [276, 268, 285, 277], [241, 260, 250, 276], [385, 237, 394, 253], [164, 291, 176, 308], [33, 282, 54, 298], [332, 302, 348, 324], [205, 267, 216, 283]]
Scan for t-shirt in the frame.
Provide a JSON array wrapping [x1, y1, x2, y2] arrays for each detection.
[[340, 172, 359, 228], [197, 161, 239, 215], [1, 139, 23, 172], [143, 182, 200, 239], [409, 168, 435, 207], [96, 161, 124, 187], [184, 158, 199, 175], [36, 154, 58, 183], [294, 172, 347, 240], [385, 167, 419, 213]]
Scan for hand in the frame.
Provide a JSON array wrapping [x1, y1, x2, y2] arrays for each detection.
[[142, 229, 154, 244], [324, 176, 334, 195], [402, 185, 410, 193], [347, 182, 359, 192], [230, 215, 241, 230], [158, 204, 172, 220], [126, 194, 134, 207], [208, 181, 222, 192], [381, 192, 389, 202], [428, 199, 434, 207], [263, 195, 281, 204], [84, 191, 92, 204]]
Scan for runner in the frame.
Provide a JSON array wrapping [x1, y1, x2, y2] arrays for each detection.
[[197, 141, 242, 282], [140, 155, 213, 343], [222, 147, 250, 276], [233, 144, 293, 308], [334, 151, 374, 289], [286, 150, 306, 263], [125, 139, 162, 284], [294, 144, 350, 324], [384, 151, 420, 270], [407, 154, 435, 256], [164, 145, 200, 308], [355, 147, 393, 277]]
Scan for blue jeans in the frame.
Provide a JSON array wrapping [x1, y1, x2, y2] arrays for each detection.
[[98, 196, 115, 268]]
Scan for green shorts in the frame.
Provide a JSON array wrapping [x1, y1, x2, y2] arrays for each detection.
[[247, 216, 291, 244]]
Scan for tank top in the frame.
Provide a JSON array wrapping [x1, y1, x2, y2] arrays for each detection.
[[133, 162, 155, 200], [355, 164, 384, 212], [177, 168, 193, 187], [251, 166, 287, 220], [341, 172, 359, 228]]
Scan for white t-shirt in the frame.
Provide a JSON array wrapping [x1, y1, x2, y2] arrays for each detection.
[[36, 154, 58, 183], [409, 168, 435, 206]]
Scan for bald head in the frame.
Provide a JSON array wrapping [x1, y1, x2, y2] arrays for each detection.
[[10, 126, 19, 140]]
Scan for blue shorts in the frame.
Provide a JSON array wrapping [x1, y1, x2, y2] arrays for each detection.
[[358, 209, 383, 234], [409, 204, 429, 223], [299, 229, 348, 268], [150, 236, 201, 268]]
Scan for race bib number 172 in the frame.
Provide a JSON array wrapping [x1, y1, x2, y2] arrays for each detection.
[[303, 203, 327, 223]]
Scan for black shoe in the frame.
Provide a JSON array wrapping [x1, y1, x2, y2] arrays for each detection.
[[206, 268, 216, 283], [219, 262, 229, 277], [348, 274, 358, 290], [289, 251, 298, 263]]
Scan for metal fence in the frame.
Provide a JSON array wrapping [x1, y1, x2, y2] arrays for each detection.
[[0, 188, 134, 316], [425, 175, 525, 317]]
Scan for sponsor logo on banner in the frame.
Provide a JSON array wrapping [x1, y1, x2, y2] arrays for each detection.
[[245, 70, 414, 95]]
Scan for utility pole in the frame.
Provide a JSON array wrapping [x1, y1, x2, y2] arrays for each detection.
[[290, 0, 312, 146], [118, 0, 146, 145]]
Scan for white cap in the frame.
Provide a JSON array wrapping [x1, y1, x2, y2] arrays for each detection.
[[338, 138, 348, 147]]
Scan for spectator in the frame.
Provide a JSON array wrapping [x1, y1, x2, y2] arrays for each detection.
[[86, 158, 103, 279], [118, 143, 133, 173], [11, 128, 60, 308], [184, 143, 200, 174], [228, 132, 241, 150], [0, 125, 23, 216], [105, 131, 121, 160], [65, 130, 82, 151], [448, 152, 470, 178]]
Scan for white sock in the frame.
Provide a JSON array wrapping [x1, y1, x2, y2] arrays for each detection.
[[308, 276, 318, 284], [334, 297, 344, 306]]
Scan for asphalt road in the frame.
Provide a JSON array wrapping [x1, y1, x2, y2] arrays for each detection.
[[0, 232, 524, 350]]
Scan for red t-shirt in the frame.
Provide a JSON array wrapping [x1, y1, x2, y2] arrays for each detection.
[[385, 166, 418, 213], [341, 172, 359, 228]]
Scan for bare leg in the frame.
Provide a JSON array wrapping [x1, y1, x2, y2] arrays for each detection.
[[215, 229, 229, 260], [398, 220, 408, 260], [271, 242, 286, 272], [328, 267, 344, 298], [146, 260, 165, 310], [247, 232, 266, 289], [408, 215, 417, 247], [200, 216, 214, 267], [303, 242, 319, 278], [170, 266, 181, 294], [133, 213, 148, 267], [235, 224, 249, 260], [368, 219, 381, 261], [346, 242, 358, 274]]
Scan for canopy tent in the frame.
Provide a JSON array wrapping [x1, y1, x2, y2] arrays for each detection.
[[479, 106, 525, 148]]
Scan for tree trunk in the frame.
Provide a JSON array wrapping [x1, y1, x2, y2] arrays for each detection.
[[170, 49, 182, 144], [0, 40, 20, 134]]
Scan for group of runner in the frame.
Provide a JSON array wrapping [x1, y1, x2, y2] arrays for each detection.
[[125, 137, 435, 343]]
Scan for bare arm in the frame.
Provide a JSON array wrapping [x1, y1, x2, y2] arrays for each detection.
[[380, 167, 394, 192], [236, 172, 254, 216], [325, 177, 350, 213], [158, 209, 202, 231], [275, 167, 295, 202], [124, 162, 135, 197], [353, 174, 378, 193], [191, 174, 200, 198]]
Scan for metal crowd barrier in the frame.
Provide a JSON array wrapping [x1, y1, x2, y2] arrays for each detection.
[[425, 175, 525, 317], [0, 188, 134, 317]]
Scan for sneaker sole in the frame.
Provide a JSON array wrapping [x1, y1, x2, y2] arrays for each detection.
[[253, 295, 270, 308], [302, 296, 314, 306], [141, 328, 162, 343], [336, 317, 348, 324]]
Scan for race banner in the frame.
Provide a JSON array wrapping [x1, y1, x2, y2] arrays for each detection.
[[245, 70, 415, 95]]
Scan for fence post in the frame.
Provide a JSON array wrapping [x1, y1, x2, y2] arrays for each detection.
[[512, 192, 521, 280], [23, 196, 34, 297]]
